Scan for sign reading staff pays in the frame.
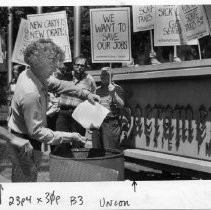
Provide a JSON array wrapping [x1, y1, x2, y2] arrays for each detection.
[[90, 7, 131, 63], [132, 5, 155, 32], [27, 11, 71, 62]]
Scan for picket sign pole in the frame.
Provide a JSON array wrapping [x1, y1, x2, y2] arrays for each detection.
[[37, 6, 42, 14], [36, 6, 49, 153], [174, 45, 177, 58], [7, 7, 13, 85], [198, 39, 202, 60], [150, 29, 154, 52], [109, 63, 112, 84], [74, 6, 81, 58]]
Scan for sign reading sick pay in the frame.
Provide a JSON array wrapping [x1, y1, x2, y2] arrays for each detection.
[[27, 11, 72, 62], [90, 7, 131, 63]]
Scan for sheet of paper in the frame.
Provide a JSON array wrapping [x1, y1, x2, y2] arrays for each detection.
[[72, 100, 110, 129]]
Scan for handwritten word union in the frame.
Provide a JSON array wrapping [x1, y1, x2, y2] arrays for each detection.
[[99, 197, 130, 207]]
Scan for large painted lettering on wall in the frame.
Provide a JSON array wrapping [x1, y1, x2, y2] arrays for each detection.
[[121, 103, 211, 161]]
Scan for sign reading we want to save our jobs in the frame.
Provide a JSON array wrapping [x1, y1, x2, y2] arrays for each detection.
[[12, 11, 71, 65], [90, 7, 131, 63]]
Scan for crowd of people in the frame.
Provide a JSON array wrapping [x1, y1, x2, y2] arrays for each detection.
[[7, 38, 126, 182]]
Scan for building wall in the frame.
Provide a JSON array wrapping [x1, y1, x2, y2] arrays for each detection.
[[90, 60, 211, 162], [118, 75, 211, 161]]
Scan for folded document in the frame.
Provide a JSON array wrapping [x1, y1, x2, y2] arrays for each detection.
[[72, 100, 109, 129]]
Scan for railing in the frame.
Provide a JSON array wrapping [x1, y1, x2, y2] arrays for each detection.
[[88, 58, 211, 82]]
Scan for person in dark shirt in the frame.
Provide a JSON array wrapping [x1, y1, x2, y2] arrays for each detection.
[[92, 67, 125, 150]]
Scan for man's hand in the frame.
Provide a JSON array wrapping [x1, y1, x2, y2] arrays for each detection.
[[10, 137, 34, 161], [108, 84, 116, 97], [87, 93, 100, 105], [108, 83, 115, 92], [68, 132, 87, 147], [19, 142, 34, 160]]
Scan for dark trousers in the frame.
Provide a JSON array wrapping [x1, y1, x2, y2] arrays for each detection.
[[53, 109, 86, 154], [92, 119, 121, 150]]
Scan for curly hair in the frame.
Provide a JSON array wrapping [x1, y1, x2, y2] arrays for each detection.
[[24, 39, 65, 68]]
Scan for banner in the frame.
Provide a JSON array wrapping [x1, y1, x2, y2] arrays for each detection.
[[90, 7, 131, 63], [154, 5, 185, 46], [132, 5, 155, 32], [27, 11, 71, 62], [179, 5, 210, 41], [12, 18, 30, 65]]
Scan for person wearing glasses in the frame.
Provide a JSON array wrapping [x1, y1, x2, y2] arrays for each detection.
[[54, 55, 97, 153]]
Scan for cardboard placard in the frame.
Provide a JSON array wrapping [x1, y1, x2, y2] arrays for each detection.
[[154, 5, 185, 46], [132, 5, 155, 32], [12, 18, 30, 65], [27, 11, 71, 62], [179, 5, 210, 41], [90, 7, 131, 63]]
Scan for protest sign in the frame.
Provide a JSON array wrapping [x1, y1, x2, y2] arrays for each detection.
[[203, 5, 211, 34], [12, 18, 30, 65], [187, 39, 198, 45], [27, 11, 71, 62], [132, 5, 155, 32], [179, 5, 210, 41], [154, 5, 185, 46], [90, 7, 131, 63]]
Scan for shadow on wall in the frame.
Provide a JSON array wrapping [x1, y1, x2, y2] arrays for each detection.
[[120, 103, 211, 160]]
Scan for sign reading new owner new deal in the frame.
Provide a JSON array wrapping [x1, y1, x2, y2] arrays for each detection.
[[12, 11, 72, 65], [90, 7, 131, 63], [27, 11, 72, 62]]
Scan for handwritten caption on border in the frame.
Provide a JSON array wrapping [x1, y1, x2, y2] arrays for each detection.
[[1, 181, 211, 209]]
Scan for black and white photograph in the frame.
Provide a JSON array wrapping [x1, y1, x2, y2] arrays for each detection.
[[0, 1, 211, 209]]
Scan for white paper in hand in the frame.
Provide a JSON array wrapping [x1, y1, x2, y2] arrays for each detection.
[[72, 100, 110, 129]]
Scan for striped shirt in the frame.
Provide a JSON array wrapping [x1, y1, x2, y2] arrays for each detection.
[[60, 73, 97, 108]]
